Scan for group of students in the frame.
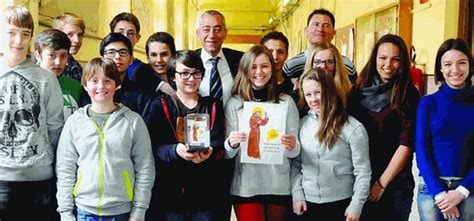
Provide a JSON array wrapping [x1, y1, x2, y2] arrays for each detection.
[[1, 4, 474, 221]]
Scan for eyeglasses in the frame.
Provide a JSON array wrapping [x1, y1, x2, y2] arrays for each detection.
[[176, 71, 203, 80], [313, 59, 335, 67], [104, 49, 130, 58]]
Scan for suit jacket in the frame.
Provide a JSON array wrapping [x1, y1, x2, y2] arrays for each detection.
[[195, 48, 244, 78]]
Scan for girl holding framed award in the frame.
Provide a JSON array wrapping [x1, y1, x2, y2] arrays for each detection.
[[225, 45, 300, 221]]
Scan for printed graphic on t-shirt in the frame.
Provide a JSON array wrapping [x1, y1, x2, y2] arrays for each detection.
[[63, 94, 78, 120], [0, 71, 41, 162]]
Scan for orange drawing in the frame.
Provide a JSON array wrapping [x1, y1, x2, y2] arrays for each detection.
[[192, 124, 199, 141], [248, 107, 268, 159]]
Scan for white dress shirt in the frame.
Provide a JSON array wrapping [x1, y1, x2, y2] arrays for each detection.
[[199, 49, 233, 106]]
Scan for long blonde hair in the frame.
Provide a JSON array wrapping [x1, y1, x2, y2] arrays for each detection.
[[231, 45, 279, 102], [299, 68, 348, 148], [304, 42, 352, 106]]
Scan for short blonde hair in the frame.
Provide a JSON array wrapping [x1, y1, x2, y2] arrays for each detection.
[[3, 5, 34, 33], [52, 12, 85, 33]]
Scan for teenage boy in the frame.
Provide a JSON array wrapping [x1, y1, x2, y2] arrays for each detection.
[[79, 33, 148, 113], [0, 6, 64, 221], [283, 8, 357, 84], [34, 28, 81, 120], [109, 12, 173, 95], [56, 57, 155, 221], [260, 31, 294, 95], [52, 12, 85, 82], [109, 12, 142, 80]]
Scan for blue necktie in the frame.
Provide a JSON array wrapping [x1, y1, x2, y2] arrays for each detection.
[[210, 57, 222, 101]]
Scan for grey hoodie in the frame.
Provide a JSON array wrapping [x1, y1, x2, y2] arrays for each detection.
[[292, 110, 371, 215], [0, 59, 64, 181], [56, 104, 155, 220]]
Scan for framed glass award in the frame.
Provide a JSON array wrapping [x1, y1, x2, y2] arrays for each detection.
[[184, 113, 210, 152]]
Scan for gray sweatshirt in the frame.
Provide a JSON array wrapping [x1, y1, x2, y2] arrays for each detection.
[[224, 94, 300, 197], [0, 59, 64, 181], [56, 104, 155, 220], [291, 110, 371, 215]]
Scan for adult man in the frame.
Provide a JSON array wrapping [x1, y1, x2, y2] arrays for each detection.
[[283, 8, 357, 83], [195, 10, 243, 221], [196, 10, 243, 106], [52, 12, 85, 82]]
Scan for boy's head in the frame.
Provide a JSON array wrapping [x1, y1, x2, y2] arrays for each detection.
[[34, 29, 71, 76], [2, 6, 34, 62], [260, 31, 289, 72], [99, 33, 133, 74], [52, 12, 85, 55], [109, 12, 141, 48], [82, 57, 121, 103]]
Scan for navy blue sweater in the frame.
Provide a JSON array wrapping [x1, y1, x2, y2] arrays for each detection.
[[416, 83, 474, 197]]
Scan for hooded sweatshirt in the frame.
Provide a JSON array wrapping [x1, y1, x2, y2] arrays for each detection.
[[56, 104, 155, 220], [0, 59, 64, 181]]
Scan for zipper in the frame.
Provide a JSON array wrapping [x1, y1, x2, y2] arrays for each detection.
[[90, 117, 109, 215]]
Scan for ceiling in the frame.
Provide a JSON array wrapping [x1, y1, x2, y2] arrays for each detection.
[[193, 0, 300, 34]]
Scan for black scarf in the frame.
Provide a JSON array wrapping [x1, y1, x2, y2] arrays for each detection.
[[252, 88, 269, 102], [360, 75, 395, 112]]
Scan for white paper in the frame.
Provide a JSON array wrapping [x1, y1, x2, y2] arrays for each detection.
[[239, 102, 287, 164]]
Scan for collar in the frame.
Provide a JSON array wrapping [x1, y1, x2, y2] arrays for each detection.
[[68, 55, 81, 68], [308, 109, 319, 120], [201, 48, 225, 63], [304, 49, 311, 58]]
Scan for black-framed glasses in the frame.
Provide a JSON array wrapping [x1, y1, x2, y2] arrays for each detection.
[[104, 49, 130, 58], [313, 59, 335, 67], [176, 71, 203, 80]]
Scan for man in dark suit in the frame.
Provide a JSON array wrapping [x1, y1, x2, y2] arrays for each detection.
[[196, 10, 243, 221], [196, 10, 243, 106]]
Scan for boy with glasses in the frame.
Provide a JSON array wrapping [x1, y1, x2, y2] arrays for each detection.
[[79, 33, 148, 113]]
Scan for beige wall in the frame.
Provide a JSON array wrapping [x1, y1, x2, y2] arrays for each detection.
[[276, 0, 459, 77], [1, 0, 462, 75]]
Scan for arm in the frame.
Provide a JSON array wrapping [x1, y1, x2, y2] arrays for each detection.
[[284, 97, 300, 158], [415, 97, 446, 197], [224, 99, 243, 159], [142, 97, 181, 163], [370, 145, 412, 201], [56, 119, 78, 221], [346, 123, 371, 215], [46, 72, 65, 150], [130, 116, 155, 220], [290, 152, 306, 215]]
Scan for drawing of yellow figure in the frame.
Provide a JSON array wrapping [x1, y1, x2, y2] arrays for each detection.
[[248, 107, 268, 159], [266, 129, 279, 141]]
